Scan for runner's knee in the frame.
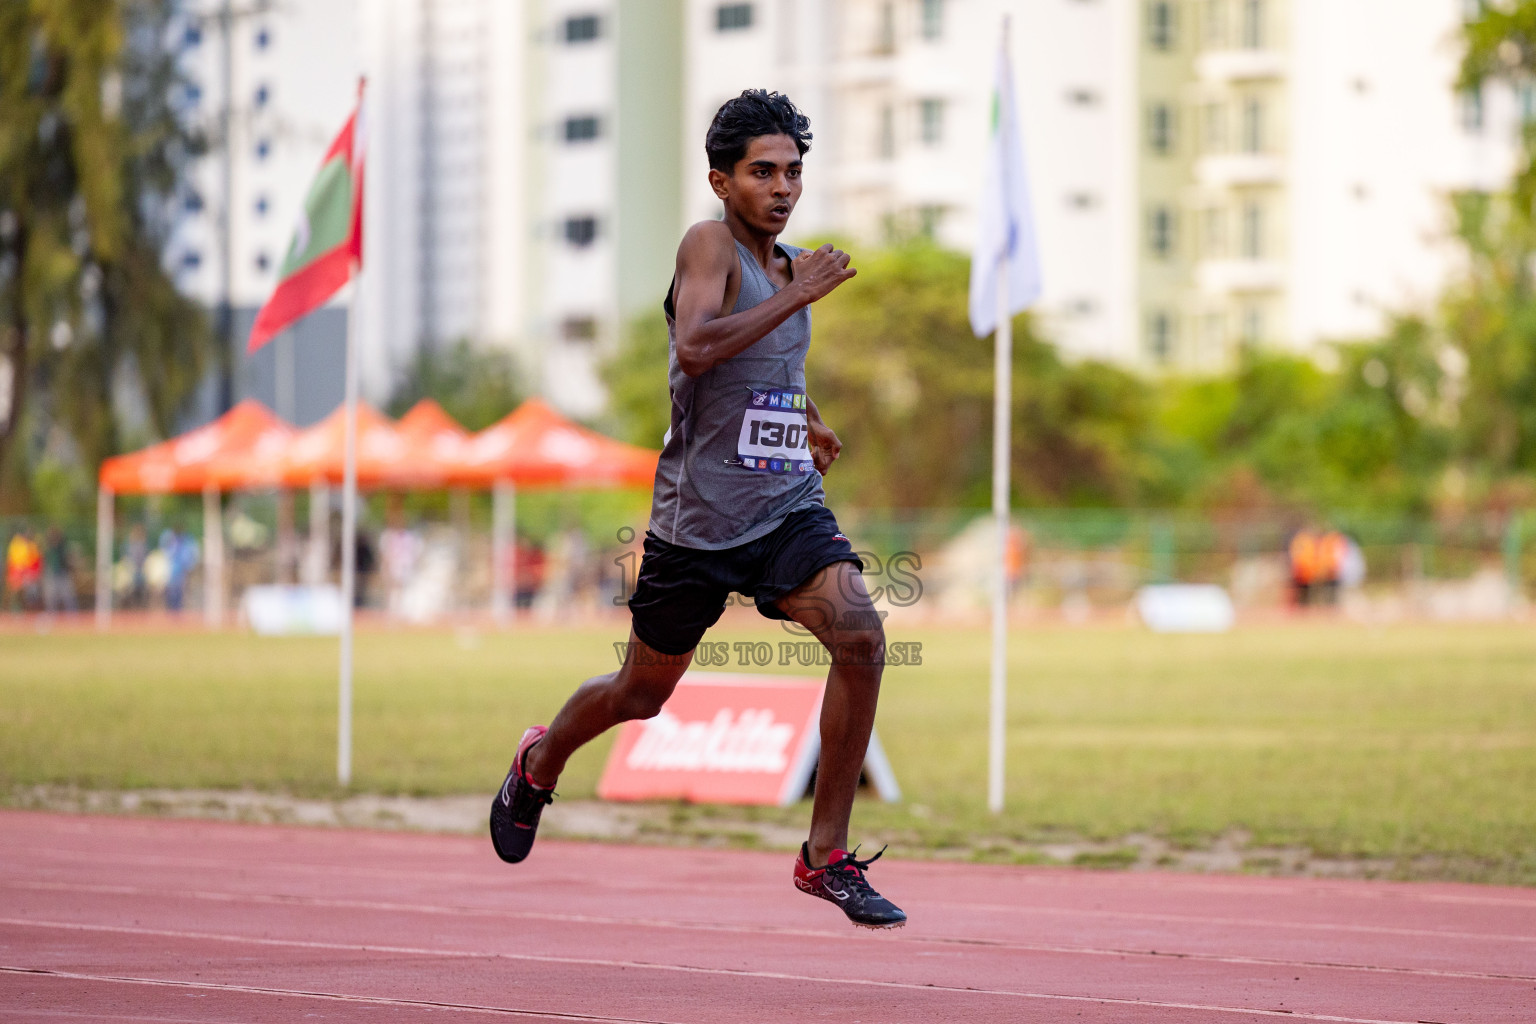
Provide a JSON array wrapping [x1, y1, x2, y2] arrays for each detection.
[[830, 619, 885, 669], [611, 676, 678, 721]]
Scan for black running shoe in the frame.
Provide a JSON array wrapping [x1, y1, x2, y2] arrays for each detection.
[[489, 725, 555, 864], [794, 842, 907, 929]]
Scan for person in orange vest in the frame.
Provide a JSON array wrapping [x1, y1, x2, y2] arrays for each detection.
[[1288, 528, 1319, 608], [1317, 529, 1348, 606]]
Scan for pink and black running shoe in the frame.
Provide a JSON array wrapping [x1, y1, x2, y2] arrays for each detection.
[[489, 725, 555, 864], [794, 843, 906, 929]]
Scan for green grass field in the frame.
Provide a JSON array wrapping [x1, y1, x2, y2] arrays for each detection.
[[3, 619, 1534, 884]]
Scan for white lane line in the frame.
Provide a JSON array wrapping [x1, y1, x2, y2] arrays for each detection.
[[5, 880, 1532, 984], [0, 967, 676, 1022], [0, 919, 1445, 1024]]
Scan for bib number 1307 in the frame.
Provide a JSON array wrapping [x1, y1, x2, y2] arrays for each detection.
[[737, 389, 816, 474]]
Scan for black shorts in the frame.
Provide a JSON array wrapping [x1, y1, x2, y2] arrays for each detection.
[[628, 504, 863, 656]]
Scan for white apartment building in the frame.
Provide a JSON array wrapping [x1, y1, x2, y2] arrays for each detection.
[[1139, 0, 1519, 368], [174, 0, 1524, 428], [684, 0, 1139, 361]]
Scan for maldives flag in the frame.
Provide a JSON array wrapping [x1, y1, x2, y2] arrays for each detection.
[[247, 87, 365, 352]]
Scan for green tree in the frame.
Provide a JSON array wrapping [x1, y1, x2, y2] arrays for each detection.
[[385, 339, 526, 432], [0, 0, 211, 511]]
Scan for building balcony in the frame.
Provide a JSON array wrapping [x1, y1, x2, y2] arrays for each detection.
[[1196, 153, 1285, 189], [1196, 49, 1287, 83], [1197, 259, 1285, 294]]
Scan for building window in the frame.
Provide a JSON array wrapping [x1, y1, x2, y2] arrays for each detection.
[[1241, 0, 1264, 49], [919, 98, 944, 146], [561, 316, 598, 342], [1461, 88, 1485, 132], [184, 190, 203, 213], [1241, 98, 1263, 152], [254, 195, 268, 217], [1202, 0, 1226, 47], [254, 26, 270, 50], [254, 83, 269, 108], [878, 104, 895, 159], [564, 14, 601, 42], [563, 215, 598, 247], [716, 3, 753, 31], [180, 250, 201, 270], [1066, 88, 1100, 106], [1148, 206, 1176, 258], [921, 0, 944, 41], [182, 24, 202, 47], [1068, 192, 1098, 210], [1147, 311, 1174, 362], [184, 82, 202, 106], [254, 252, 270, 273], [255, 138, 271, 160], [1241, 201, 1264, 259], [563, 115, 601, 142], [1147, 103, 1175, 155], [1147, 2, 1175, 51]]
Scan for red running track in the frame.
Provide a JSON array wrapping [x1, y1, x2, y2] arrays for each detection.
[[1, 810, 1533, 1023]]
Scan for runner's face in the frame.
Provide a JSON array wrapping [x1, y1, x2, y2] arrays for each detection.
[[722, 134, 802, 232]]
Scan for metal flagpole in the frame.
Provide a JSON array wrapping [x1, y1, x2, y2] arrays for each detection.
[[337, 267, 361, 785], [988, 251, 1011, 815]]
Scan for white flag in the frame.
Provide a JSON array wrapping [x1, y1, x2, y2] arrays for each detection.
[[969, 32, 1041, 338]]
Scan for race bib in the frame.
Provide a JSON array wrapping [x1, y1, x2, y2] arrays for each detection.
[[737, 389, 816, 474]]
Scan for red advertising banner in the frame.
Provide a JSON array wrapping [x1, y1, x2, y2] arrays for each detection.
[[597, 672, 900, 807]]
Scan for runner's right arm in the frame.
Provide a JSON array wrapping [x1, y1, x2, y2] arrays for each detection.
[[673, 223, 854, 378]]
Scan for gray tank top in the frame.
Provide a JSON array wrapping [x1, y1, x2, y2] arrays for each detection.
[[647, 239, 826, 550]]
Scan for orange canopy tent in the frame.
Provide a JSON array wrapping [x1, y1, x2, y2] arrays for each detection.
[[95, 400, 297, 629], [276, 401, 452, 490], [453, 398, 659, 622], [397, 398, 467, 441], [396, 398, 470, 473], [99, 400, 294, 495], [453, 397, 658, 489]]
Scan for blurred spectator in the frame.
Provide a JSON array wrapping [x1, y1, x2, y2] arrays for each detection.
[[514, 537, 547, 610], [41, 526, 76, 613], [355, 529, 377, 608], [380, 521, 422, 616], [1317, 530, 1348, 605], [125, 524, 149, 608], [6, 528, 42, 611], [1339, 534, 1367, 590], [1288, 528, 1319, 607], [161, 528, 199, 613]]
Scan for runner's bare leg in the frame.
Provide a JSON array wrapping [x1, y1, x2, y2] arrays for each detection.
[[776, 560, 885, 867], [524, 629, 692, 785]]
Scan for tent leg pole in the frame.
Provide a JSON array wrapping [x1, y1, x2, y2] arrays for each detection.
[[95, 487, 113, 631], [492, 481, 516, 627], [307, 480, 327, 585], [203, 485, 225, 629]]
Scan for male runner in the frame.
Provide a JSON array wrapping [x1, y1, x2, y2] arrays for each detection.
[[490, 90, 904, 930]]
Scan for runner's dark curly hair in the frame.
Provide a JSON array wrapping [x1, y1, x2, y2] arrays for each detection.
[[705, 90, 813, 172]]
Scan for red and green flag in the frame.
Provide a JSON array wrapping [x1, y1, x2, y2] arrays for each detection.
[[247, 89, 365, 352]]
